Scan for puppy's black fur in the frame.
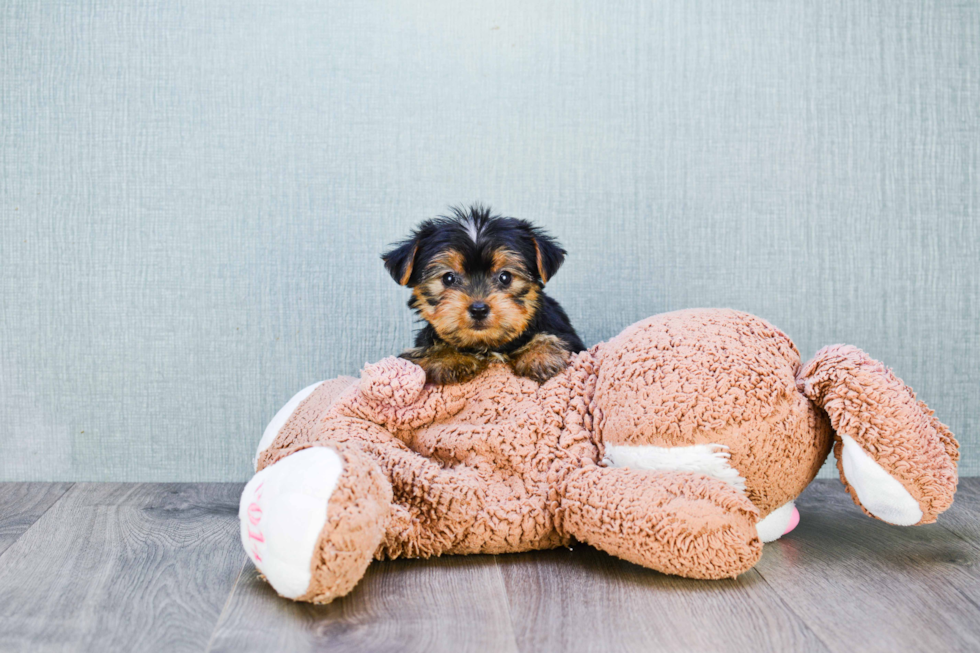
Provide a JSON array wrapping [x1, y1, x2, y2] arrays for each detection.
[[382, 205, 585, 384]]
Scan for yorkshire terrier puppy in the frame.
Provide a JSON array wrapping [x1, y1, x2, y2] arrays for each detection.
[[382, 205, 585, 384]]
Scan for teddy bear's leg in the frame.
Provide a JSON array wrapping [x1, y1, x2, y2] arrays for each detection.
[[799, 345, 959, 525], [239, 444, 392, 604], [363, 444, 483, 559], [253, 376, 357, 470], [558, 466, 762, 579]]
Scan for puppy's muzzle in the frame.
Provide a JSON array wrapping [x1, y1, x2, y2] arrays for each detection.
[[468, 302, 490, 320]]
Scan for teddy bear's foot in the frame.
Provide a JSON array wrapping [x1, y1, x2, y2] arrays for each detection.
[[239, 445, 392, 603], [240, 447, 342, 598], [799, 345, 959, 525], [560, 467, 762, 579]]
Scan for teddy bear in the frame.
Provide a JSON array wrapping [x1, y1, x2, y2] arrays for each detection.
[[239, 309, 959, 603]]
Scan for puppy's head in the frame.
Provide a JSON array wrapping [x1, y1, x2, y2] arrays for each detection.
[[382, 205, 566, 349]]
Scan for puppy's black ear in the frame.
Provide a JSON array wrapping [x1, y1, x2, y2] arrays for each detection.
[[524, 225, 566, 285], [382, 236, 420, 286]]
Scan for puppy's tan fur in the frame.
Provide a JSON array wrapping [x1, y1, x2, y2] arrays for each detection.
[[401, 341, 488, 385], [510, 334, 571, 383], [410, 248, 541, 355]]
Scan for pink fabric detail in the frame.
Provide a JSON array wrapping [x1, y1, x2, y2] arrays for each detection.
[[783, 506, 800, 535], [249, 482, 266, 561]]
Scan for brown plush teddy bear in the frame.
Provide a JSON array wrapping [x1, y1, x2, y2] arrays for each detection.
[[240, 309, 959, 603]]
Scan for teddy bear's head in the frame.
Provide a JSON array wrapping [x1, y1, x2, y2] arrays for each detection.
[[589, 309, 831, 516]]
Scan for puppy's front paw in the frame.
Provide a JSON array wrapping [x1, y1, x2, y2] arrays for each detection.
[[510, 334, 571, 383], [401, 344, 487, 384]]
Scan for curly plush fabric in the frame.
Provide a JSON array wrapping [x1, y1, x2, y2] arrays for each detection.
[[799, 345, 959, 523], [244, 309, 959, 603]]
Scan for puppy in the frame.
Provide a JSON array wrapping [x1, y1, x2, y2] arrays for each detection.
[[382, 205, 585, 384]]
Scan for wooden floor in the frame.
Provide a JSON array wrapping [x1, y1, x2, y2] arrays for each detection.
[[0, 479, 978, 652]]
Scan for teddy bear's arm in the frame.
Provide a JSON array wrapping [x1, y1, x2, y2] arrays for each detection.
[[558, 465, 762, 579]]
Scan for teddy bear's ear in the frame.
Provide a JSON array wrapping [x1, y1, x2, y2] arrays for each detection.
[[381, 236, 420, 286]]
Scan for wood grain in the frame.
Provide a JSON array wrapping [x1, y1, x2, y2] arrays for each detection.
[[0, 483, 245, 653], [208, 555, 519, 653], [1, 481, 978, 652], [0, 482, 73, 556], [753, 480, 980, 652], [499, 545, 827, 653], [937, 477, 980, 552]]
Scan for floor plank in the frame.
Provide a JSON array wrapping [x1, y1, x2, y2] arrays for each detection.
[[937, 477, 980, 552], [0, 480, 977, 652], [499, 545, 827, 653], [753, 480, 980, 653], [0, 483, 245, 653], [0, 483, 73, 556], [208, 555, 519, 653]]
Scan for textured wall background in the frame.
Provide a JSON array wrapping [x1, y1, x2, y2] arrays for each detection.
[[1, 0, 977, 481]]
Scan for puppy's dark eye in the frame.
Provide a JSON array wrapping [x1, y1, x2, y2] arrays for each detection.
[[497, 271, 512, 286], [442, 272, 457, 286]]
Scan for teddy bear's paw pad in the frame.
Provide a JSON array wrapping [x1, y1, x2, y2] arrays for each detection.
[[757, 501, 799, 543], [602, 443, 747, 493], [254, 382, 325, 467], [239, 447, 343, 599], [840, 434, 922, 526]]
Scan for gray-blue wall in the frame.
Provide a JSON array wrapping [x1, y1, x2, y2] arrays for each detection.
[[2, 0, 977, 481]]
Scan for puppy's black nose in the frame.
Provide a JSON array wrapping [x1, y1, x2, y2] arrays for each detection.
[[468, 301, 490, 320]]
